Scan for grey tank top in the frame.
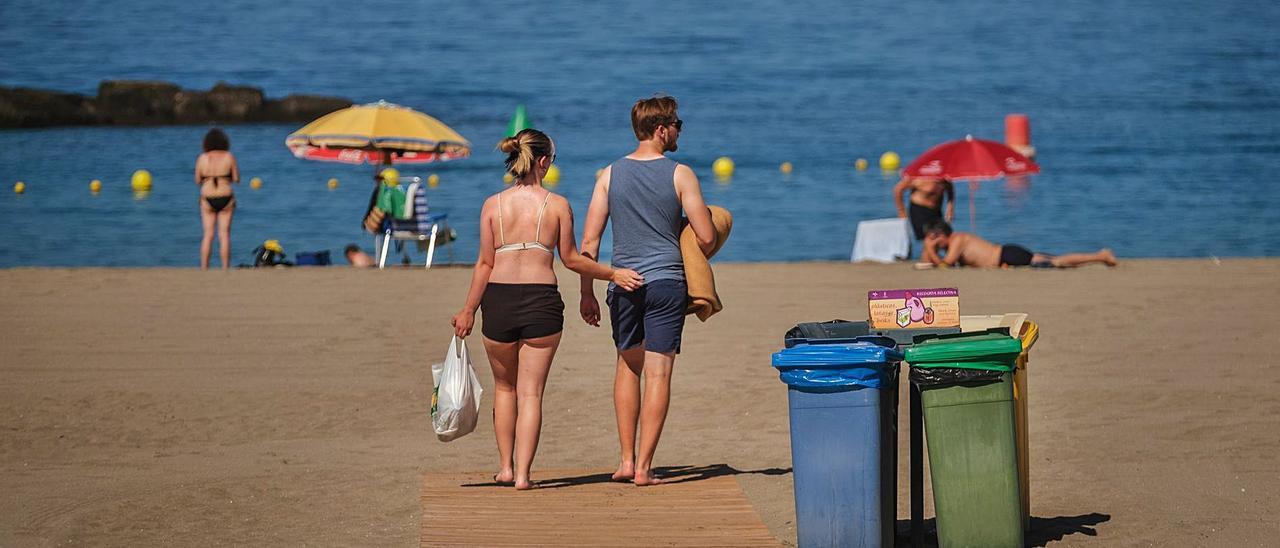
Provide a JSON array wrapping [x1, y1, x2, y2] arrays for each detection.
[[608, 157, 685, 283]]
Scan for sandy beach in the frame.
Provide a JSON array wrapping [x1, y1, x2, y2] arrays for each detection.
[[2, 259, 1278, 546]]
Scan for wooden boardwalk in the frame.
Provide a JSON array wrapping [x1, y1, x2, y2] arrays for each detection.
[[421, 466, 782, 547]]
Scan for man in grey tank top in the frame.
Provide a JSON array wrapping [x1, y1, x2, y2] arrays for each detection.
[[579, 95, 716, 486]]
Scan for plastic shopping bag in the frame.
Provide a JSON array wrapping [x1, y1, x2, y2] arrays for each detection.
[[430, 335, 483, 442]]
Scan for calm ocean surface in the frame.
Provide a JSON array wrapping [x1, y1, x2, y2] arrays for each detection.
[[2, 0, 1278, 266]]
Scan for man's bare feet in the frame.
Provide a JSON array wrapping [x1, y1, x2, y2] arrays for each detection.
[[494, 469, 514, 486], [1101, 248, 1118, 266], [514, 476, 534, 490], [611, 461, 635, 482], [632, 470, 663, 486]]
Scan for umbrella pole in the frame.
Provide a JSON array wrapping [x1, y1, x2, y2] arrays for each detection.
[[968, 181, 978, 232]]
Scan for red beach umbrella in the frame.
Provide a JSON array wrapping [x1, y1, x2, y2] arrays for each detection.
[[902, 135, 1039, 180], [901, 135, 1040, 230]]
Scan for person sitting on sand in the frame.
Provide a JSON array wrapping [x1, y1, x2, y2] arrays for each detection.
[[451, 129, 643, 490], [894, 176, 954, 241], [922, 220, 1117, 268], [344, 244, 375, 267]]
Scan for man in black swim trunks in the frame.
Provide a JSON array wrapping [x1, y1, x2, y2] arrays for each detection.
[[922, 220, 1118, 268], [894, 176, 955, 241]]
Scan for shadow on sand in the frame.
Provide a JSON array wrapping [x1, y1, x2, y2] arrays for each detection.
[[461, 463, 792, 489], [894, 512, 1111, 547]]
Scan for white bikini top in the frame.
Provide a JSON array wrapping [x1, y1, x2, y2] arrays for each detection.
[[495, 191, 554, 254]]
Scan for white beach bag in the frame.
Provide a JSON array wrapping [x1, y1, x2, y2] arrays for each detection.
[[430, 336, 483, 442]]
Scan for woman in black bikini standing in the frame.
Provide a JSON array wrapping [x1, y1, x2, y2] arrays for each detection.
[[194, 128, 240, 270], [451, 129, 643, 490]]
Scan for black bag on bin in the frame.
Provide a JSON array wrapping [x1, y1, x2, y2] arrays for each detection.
[[908, 366, 1004, 387], [784, 320, 870, 346]]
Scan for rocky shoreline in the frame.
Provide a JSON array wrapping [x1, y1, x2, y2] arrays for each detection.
[[0, 80, 352, 129]]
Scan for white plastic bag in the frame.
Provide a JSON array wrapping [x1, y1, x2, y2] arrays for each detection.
[[431, 335, 483, 442]]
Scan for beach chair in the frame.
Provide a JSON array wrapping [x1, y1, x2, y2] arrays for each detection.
[[372, 178, 455, 269], [851, 217, 912, 262]]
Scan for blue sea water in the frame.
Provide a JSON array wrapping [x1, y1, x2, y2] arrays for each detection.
[[1, 0, 1278, 267]]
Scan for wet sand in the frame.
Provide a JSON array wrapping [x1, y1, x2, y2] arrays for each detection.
[[2, 259, 1278, 546]]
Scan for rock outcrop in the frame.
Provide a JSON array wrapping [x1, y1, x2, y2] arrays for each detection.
[[0, 80, 352, 128]]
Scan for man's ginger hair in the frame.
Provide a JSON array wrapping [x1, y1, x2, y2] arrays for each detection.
[[631, 95, 679, 141]]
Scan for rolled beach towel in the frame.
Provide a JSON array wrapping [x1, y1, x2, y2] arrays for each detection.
[[681, 205, 733, 321]]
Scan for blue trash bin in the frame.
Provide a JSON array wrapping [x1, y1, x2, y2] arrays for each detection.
[[772, 337, 902, 548]]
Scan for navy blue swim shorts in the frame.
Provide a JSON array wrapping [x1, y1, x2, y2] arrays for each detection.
[[607, 279, 688, 354]]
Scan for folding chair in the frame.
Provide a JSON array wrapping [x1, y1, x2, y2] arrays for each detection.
[[373, 178, 455, 269]]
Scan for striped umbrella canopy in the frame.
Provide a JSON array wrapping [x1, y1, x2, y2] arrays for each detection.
[[285, 100, 471, 165]]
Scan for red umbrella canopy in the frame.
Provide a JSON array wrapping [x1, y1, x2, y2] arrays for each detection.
[[902, 135, 1039, 181]]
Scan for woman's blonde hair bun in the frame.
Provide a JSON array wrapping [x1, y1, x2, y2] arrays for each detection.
[[496, 129, 553, 180]]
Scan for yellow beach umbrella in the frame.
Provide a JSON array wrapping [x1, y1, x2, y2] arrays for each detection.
[[285, 100, 470, 165]]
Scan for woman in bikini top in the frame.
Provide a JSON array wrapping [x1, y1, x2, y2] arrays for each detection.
[[194, 128, 240, 269], [196, 129, 239, 212], [449, 128, 642, 490]]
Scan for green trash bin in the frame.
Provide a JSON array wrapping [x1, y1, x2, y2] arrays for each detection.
[[905, 330, 1024, 548]]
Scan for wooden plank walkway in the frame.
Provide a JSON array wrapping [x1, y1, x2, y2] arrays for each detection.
[[421, 466, 782, 547]]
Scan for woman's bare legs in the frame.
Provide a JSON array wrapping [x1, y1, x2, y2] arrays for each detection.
[[483, 337, 520, 485], [216, 204, 234, 270], [199, 202, 216, 270], [512, 332, 561, 490]]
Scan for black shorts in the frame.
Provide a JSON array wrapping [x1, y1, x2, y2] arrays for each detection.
[[999, 244, 1052, 267], [480, 283, 564, 343], [908, 203, 942, 240], [607, 279, 688, 354]]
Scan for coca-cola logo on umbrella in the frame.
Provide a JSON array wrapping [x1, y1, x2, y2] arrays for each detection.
[[919, 160, 943, 175]]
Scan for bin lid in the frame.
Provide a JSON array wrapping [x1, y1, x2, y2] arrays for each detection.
[[772, 339, 903, 369], [903, 330, 1022, 372], [772, 340, 901, 390]]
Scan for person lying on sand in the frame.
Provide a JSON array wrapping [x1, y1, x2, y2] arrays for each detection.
[[922, 220, 1117, 268]]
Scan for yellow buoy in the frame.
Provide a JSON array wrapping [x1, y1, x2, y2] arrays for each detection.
[[780, 161, 793, 174], [327, 177, 339, 190], [130, 169, 152, 192], [879, 151, 900, 171], [89, 179, 102, 193], [544, 164, 561, 185], [595, 168, 604, 180], [855, 158, 869, 171], [713, 157, 735, 179], [249, 177, 263, 190], [503, 172, 514, 184], [427, 174, 440, 188], [14, 181, 26, 194]]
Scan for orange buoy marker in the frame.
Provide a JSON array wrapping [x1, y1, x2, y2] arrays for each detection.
[[89, 179, 102, 193], [855, 158, 869, 171], [1005, 114, 1035, 158]]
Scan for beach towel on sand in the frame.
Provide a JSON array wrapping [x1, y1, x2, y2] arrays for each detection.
[[681, 205, 733, 322]]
